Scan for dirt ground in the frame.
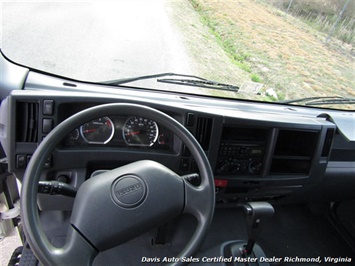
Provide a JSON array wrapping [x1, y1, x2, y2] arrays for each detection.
[[170, 0, 355, 103]]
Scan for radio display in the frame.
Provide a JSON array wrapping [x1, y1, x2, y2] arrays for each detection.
[[251, 149, 263, 154]]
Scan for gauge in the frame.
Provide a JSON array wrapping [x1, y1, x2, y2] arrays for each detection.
[[123, 116, 159, 146], [80, 117, 114, 144], [69, 129, 80, 141]]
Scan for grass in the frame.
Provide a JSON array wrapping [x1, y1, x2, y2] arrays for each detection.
[[270, 0, 355, 45], [189, 0, 258, 80], [188, 0, 355, 108], [251, 74, 261, 83]]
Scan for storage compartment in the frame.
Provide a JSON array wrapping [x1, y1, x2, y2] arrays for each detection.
[[273, 130, 318, 157], [270, 158, 311, 174], [270, 129, 319, 175]]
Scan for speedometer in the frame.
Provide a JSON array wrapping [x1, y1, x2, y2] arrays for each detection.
[[123, 116, 159, 146], [80, 116, 114, 144]]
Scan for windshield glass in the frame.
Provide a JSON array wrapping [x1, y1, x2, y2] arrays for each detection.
[[1, 0, 354, 110]]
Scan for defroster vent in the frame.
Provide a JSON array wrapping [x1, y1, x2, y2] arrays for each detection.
[[195, 117, 212, 150], [16, 102, 39, 142]]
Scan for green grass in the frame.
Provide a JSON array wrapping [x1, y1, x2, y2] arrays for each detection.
[[189, 0, 259, 81], [251, 74, 261, 82]]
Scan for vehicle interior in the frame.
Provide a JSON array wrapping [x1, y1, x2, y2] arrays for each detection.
[[1, 1, 355, 265], [0, 48, 354, 265]]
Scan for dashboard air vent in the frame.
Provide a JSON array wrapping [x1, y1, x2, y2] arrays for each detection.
[[16, 102, 39, 142], [196, 117, 212, 150]]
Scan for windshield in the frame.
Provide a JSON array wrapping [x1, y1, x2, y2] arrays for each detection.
[[1, 0, 354, 110]]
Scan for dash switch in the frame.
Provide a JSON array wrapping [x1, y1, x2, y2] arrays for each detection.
[[42, 119, 53, 134], [43, 100, 54, 115], [186, 113, 195, 126]]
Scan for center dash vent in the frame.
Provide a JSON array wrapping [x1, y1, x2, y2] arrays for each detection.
[[16, 102, 39, 142], [196, 117, 212, 150]]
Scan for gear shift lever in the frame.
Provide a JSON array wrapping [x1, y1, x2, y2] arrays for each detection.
[[217, 202, 275, 265], [242, 202, 274, 255]]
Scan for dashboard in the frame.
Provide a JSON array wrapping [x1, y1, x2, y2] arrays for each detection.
[[1, 68, 355, 211]]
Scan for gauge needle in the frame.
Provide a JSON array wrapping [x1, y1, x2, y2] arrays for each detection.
[[83, 129, 97, 133], [126, 131, 141, 136]]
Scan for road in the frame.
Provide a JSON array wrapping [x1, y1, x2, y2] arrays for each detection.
[[1, 1, 192, 82], [0, 1, 192, 264]]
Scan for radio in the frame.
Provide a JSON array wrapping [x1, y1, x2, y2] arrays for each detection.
[[216, 142, 265, 175]]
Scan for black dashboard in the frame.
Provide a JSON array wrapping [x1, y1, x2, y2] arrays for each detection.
[[1, 70, 355, 211]]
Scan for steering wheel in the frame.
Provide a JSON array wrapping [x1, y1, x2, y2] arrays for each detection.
[[21, 103, 215, 265]]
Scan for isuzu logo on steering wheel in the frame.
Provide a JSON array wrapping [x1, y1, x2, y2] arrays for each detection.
[[111, 175, 147, 208], [116, 182, 142, 197]]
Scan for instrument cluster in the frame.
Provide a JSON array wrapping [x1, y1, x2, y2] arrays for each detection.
[[64, 115, 172, 149]]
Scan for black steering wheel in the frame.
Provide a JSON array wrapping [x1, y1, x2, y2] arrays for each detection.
[[21, 103, 215, 265]]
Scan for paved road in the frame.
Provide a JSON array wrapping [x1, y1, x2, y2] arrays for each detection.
[[1, 1, 192, 82], [1, 1, 192, 264]]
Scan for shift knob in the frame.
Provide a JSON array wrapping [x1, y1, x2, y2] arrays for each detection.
[[242, 202, 274, 255]]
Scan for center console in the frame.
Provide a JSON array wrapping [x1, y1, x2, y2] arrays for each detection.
[[211, 119, 335, 203]]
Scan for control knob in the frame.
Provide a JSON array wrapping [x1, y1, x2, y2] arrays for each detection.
[[248, 160, 262, 174]]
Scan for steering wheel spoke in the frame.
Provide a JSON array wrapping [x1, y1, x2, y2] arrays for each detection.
[[49, 226, 98, 266], [183, 180, 213, 222]]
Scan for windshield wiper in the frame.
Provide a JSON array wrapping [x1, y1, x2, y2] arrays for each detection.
[[157, 78, 239, 92], [102, 73, 210, 85], [280, 96, 355, 106], [101, 72, 239, 92]]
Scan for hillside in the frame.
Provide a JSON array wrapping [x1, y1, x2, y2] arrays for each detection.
[[171, 0, 354, 104], [270, 0, 355, 45]]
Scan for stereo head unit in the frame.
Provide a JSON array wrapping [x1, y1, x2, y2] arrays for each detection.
[[216, 127, 269, 176]]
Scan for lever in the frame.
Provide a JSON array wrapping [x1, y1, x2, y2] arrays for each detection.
[[242, 201, 274, 255], [38, 181, 77, 197]]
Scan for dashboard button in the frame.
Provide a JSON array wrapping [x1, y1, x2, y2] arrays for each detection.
[[186, 113, 195, 126], [43, 100, 54, 115], [16, 155, 27, 169], [42, 118, 53, 134]]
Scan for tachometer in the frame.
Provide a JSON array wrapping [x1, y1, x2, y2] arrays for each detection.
[[123, 116, 159, 146], [80, 117, 114, 144]]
